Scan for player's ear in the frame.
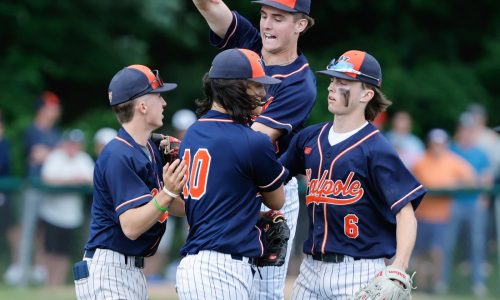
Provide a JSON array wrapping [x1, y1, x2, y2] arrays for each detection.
[[360, 88, 374, 103], [295, 17, 307, 34], [136, 99, 148, 113]]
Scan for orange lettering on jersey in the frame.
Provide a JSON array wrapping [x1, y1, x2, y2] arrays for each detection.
[[182, 149, 191, 197], [304, 147, 312, 155], [305, 169, 364, 205], [188, 149, 211, 200]]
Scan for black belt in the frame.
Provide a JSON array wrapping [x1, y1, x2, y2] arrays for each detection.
[[84, 249, 145, 269], [186, 252, 257, 265], [311, 253, 353, 263], [230, 254, 258, 265]]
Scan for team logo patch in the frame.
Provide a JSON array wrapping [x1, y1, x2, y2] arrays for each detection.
[[304, 147, 312, 155]]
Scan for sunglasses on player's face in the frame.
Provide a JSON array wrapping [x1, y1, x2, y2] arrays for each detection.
[[327, 59, 380, 83]]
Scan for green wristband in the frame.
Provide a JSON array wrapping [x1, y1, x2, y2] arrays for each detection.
[[152, 197, 168, 213]]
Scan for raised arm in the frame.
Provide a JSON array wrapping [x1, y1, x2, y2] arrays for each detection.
[[192, 0, 233, 38]]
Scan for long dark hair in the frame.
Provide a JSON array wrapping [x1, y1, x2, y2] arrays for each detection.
[[196, 73, 261, 124]]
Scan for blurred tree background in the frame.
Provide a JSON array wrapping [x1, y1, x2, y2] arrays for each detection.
[[0, 0, 499, 175]]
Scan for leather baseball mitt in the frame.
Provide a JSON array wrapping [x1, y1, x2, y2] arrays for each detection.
[[256, 210, 290, 267], [353, 266, 414, 300], [151, 133, 181, 164]]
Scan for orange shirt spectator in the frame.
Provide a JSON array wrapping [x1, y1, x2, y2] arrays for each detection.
[[412, 129, 475, 222]]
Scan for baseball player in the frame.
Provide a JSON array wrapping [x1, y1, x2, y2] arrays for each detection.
[[279, 50, 427, 299], [191, 1, 317, 298], [74, 65, 187, 300], [175, 48, 287, 300]]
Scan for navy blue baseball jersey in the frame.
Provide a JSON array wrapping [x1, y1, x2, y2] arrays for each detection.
[[85, 128, 167, 257], [280, 122, 426, 259], [179, 110, 287, 258], [209, 11, 316, 156]]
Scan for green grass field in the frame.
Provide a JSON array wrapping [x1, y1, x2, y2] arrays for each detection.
[[0, 280, 498, 300]]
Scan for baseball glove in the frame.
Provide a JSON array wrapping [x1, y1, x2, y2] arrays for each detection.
[[255, 210, 290, 267], [353, 266, 414, 300], [151, 133, 181, 164]]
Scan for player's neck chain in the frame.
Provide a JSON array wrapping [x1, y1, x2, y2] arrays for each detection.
[[262, 54, 298, 66]]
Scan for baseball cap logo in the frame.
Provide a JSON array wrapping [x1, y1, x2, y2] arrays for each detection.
[[338, 55, 351, 63], [326, 57, 380, 84]]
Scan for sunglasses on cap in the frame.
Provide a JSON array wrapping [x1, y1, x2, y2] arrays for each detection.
[[327, 59, 380, 83], [129, 69, 164, 101]]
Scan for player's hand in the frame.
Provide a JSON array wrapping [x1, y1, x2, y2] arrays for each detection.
[[163, 159, 188, 196]]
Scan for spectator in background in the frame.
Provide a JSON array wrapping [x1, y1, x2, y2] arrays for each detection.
[[438, 113, 493, 296], [144, 108, 197, 284], [467, 104, 500, 178], [25, 91, 62, 177], [93, 127, 117, 157], [385, 111, 425, 169], [0, 112, 16, 278], [171, 109, 197, 139], [372, 110, 387, 130], [411, 128, 475, 294], [3, 91, 62, 285], [40, 129, 94, 286]]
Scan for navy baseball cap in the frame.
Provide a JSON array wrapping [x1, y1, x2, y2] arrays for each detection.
[[108, 65, 177, 106], [252, 0, 311, 15], [208, 48, 281, 85], [317, 50, 382, 87]]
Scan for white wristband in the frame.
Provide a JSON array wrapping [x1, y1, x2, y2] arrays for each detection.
[[163, 186, 179, 198]]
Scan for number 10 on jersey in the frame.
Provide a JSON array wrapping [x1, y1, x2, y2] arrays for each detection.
[[182, 148, 212, 200]]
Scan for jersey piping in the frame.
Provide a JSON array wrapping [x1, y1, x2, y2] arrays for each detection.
[[390, 185, 424, 210], [258, 166, 286, 189], [272, 63, 310, 78]]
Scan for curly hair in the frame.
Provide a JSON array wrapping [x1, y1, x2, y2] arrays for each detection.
[[196, 73, 262, 124]]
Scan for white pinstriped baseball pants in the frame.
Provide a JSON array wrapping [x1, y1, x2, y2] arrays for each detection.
[[291, 255, 385, 300], [176, 250, 255, 300], [74, 248, 148, 300], [251, 177, 300, 300]]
